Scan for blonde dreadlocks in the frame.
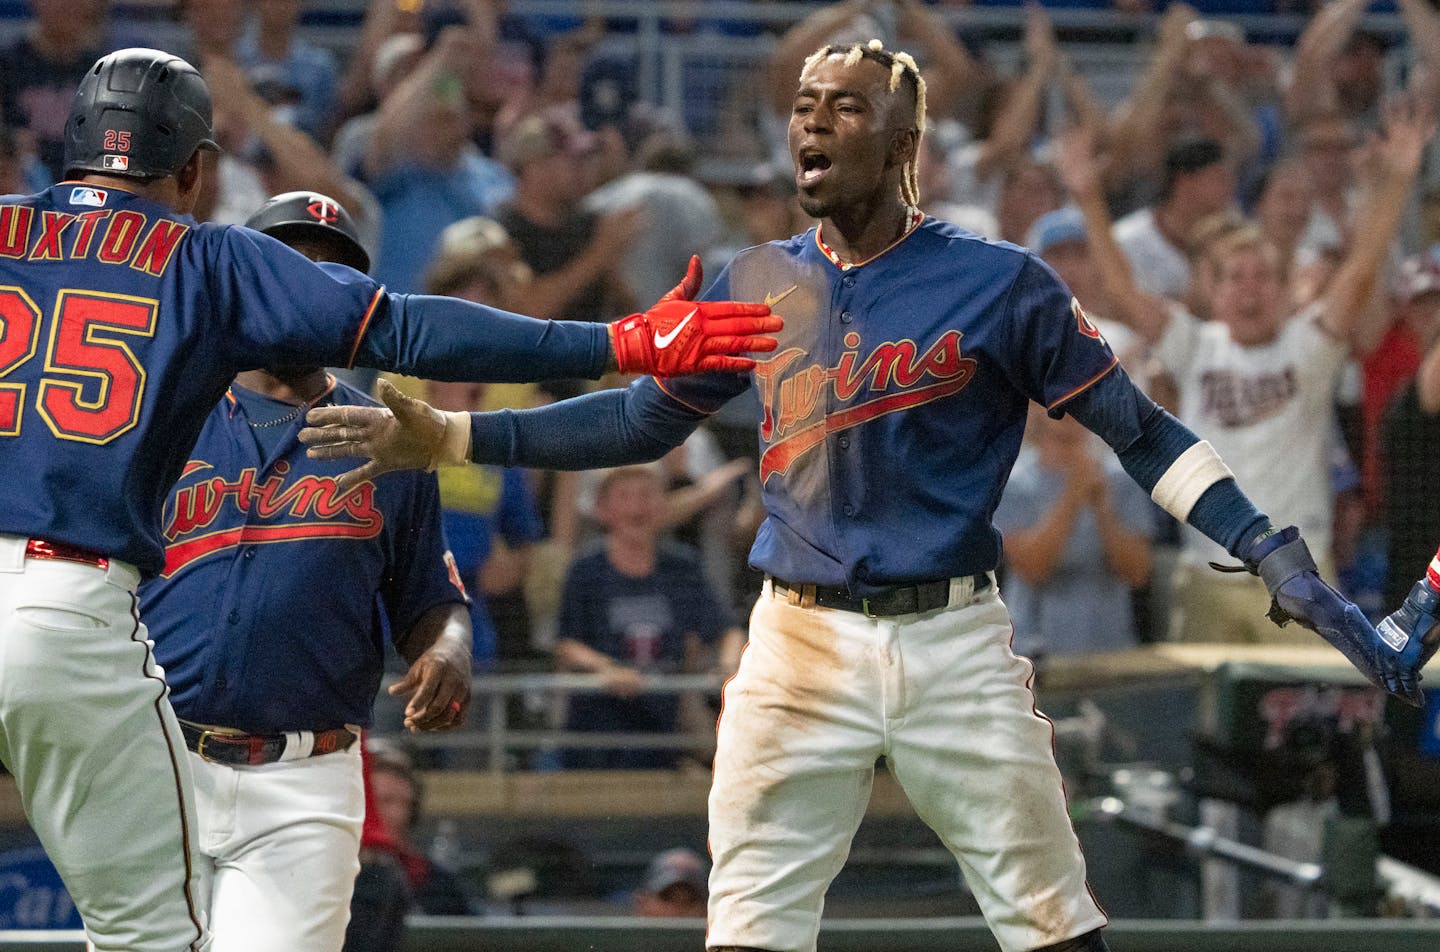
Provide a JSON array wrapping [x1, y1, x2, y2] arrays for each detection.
[[800, 38, 927, 207]]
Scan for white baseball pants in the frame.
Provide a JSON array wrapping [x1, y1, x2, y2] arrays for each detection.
[[708, 578, 1106, 952], [188, 745, 365, 952], [0, 534, 208, 952]]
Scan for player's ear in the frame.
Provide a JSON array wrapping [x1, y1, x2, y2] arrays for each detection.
[[174, 150, 204, 213], [887, 127, 918, 172]]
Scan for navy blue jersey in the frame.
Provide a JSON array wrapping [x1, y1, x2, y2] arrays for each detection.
[[661, 217, 1119, 593], [0, 182, 608, 576], [559, 540, 730, 762], [138, 377, 467, 733], [558, 541, 732, 667]]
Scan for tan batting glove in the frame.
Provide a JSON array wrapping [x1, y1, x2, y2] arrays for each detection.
[[299, 378, 472, 493]]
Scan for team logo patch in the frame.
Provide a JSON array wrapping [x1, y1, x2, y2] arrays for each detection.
[[68, 186, 108, 207], [306, 197, 338, 225], [101, 155, 129, 171], [1073, 297, 1104, 342], [754, 330, 978, 482]]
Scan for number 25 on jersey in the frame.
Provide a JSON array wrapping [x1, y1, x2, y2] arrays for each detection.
[[0, 286, 156, 443]]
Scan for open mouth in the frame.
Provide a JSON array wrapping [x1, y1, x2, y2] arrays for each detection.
[[798, 151, 832, 187]]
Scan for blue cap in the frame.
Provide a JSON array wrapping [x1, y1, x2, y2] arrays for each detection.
[[1025, 207, 1087, 257]]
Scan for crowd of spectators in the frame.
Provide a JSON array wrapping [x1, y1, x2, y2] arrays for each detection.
[[5, 0, 1439, 786], [4, 0, 1440, 931]]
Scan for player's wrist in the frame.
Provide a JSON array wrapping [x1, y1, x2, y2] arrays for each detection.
[[607, 314, 650, 375], [431, 410, 473, 469]]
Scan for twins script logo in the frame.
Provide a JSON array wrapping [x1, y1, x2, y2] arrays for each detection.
[[161, 460, 384, 576], [755, 329, 977, 481]]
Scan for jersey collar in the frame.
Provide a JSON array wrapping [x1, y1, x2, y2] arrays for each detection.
[[225, 373, 338, 420], [56, 178, 141, 196], [814, 206, 924, 272]]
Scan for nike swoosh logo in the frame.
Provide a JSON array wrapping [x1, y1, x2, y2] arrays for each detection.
[[764, 285, 799, 308], [654, 308, 697, 349]]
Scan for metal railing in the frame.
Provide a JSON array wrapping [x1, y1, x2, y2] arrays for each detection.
[[376, 671, 725, 774]]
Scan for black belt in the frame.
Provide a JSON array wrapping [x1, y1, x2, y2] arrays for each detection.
[[179, 720, 357, 766], [769, 574, 989, 617]]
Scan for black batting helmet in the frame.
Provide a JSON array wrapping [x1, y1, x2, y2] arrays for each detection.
[[63, 48, 220, 180], [244, 191, 371, 274]]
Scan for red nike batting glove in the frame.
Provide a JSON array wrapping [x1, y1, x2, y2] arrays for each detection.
[[609, 256, 782, 376]]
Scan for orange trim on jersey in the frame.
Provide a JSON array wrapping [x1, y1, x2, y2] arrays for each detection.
[[653, 376, 717, 415], [814, 206, 925, 271], [1045, 355, 1119, 413], [346, 288, 385, 369]]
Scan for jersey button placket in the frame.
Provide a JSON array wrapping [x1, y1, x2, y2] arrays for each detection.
[[831, 279, 859, 534]]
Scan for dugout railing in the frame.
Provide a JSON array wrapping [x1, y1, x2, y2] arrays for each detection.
[[375, 670, 725, 774]]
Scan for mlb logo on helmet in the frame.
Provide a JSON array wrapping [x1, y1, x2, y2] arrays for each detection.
[[102, 155, 129, 171]]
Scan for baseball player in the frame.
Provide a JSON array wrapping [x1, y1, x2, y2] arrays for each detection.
[[136, 191, 471, 952], [301, 40, 1429, 952], [0, 48, 776, 952]]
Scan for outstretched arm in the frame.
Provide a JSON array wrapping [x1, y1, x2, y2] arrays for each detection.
[[1104, 3, 1195, 187], [973, 6, 1059, 183], [304, 258, 751, 488], [1064, 366, 1427, 704], [357, 256, 780, 384], [1286, 0, 1371, 124], [1318, 98, 1436, 345], [1052, 125, 1171, 343], [767, 1, 868, 118], [894, 0, 985, 123], [301, 375, 707, 492]]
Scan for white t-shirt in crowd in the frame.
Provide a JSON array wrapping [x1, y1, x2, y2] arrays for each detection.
[[1113, 207, 1190, 299], [1153, 303, 1348, 567]]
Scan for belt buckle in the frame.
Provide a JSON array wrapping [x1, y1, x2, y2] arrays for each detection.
[[861, 597, 877, 619], [195, 729, 226, 763]]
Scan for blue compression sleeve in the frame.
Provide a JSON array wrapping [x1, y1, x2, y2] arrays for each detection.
[[355, 293, 610, 382], [468, 376, 707, 469], [1190, 482, 1270, 559], [1064, 367, 1270, 558]]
